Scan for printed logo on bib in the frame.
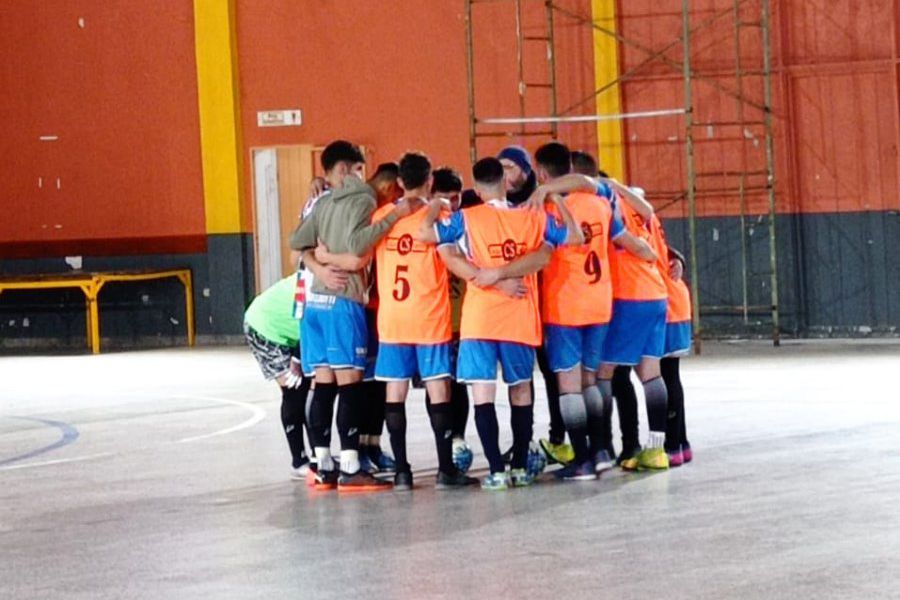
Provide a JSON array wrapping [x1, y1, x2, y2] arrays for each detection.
[[488, 238, 527, 262], [387, 234, 426, 256]]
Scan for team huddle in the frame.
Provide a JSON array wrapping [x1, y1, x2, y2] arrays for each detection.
[[243, 140, 693, 492]]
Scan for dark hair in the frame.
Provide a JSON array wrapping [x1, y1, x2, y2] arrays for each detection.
[[398, 152, 431, 190], [597, 169, 610, 178], [460, 189, 482, 209], [534, 142, 571, 178], [571, 150, 598, 176], [321, 140, 364, 172], [472, 157, 504, 186], [373, 162, 399, 178], [432, 167, 463, 194]]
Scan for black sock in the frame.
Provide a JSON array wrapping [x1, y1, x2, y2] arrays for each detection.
[[362, 380, 386, 437], [384, 403, 409, 472], [510, 404, 533, 470], [450, 381, 469, 438], [661, 357, 684, 451], [643, 376, 668, 445], [559, 393, 590, 463], [474, 404, 504, 474], [308, 382, 337, 450], [336, 382, 363, 452], [428, 402, 455, 474], [281, 384, 309, 468], [537, 349, 565, 444], [612, 366, 640, 451]]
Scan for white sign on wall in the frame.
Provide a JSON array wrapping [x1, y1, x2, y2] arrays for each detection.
[[257, 109, 302, 127]]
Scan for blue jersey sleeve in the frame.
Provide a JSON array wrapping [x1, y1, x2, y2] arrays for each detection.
[[543, 214, 568, 247], [435, 211, 465, 245], [595, 181, 613, 200], [609, 206, 626, 239]]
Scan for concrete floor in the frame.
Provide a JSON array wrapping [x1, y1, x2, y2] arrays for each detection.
[[1, 341, 899, 599]]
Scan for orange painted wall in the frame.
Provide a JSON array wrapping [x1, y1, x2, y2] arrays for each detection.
[[0, 1, 205, 254], [234, 0, 599, 227], [616, 0, 900, 218]]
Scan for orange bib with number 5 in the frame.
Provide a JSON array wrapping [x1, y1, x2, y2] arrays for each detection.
[[373, 202, 452, 345]]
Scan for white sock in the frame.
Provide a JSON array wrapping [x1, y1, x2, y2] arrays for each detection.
[[340, 449, 360, 474], [315, 447, 333, 471], [648, 431, 666, 449]]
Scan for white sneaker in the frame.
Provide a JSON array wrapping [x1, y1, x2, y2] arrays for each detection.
[[290, 462, 310, 480]]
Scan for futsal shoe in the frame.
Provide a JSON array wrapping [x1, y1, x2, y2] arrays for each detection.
[[539, 439, 575, 466], [337, 470, 392, 493], [393, 470, 413, 491], [435, 469, 479, 490], [616, 445, 642, 469], [527, 441, 548, 476], [510, 468, 536, 488], [636, 448, 670, 471], [592, 449, 616, 473], [481, 472, 510, 491], [362, 446, 396, 474], [313, 469, 338, 491], [666, 447, 685, 467], [682, 442, 693, 463], [452, 438, 474, 473], [554, 460, 597, 481], [290, 458, 311, 480], [359, 452, 377, 475]]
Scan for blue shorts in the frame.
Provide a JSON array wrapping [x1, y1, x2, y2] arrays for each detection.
[[602, 299, 667, 365], [664, 321, 692, 357], [300, 295, 368, 373], [375, 342, 452, 381], [457, 340, 535, 385], [544, 324, 609, 372]]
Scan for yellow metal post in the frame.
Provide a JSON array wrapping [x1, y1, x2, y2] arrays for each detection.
[[193, 0, 246, 235], [591, 0, 625, 180]]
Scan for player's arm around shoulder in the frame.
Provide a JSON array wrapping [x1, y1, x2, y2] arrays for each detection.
[[545, 194, 585, 247], [418, 199, 457, 244]]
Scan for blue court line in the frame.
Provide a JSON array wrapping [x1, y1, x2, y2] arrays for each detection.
[[0, 417, 80, 467]]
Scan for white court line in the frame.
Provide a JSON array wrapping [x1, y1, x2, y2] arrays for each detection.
[[172, 395, 267, 443], [0, 394, 267, 471], [0, 452, 113, 472]]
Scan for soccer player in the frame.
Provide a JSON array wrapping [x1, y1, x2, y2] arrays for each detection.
[[425, 167, 475, 472], [602, 188, 670, 471], [359, 162, 402, 474], [529, 143, 656, 480], [419, 157, 583, 490], [243, 273, 311, 480], [362, 152, 477, 490], [289, 140, 412, 492], [650, 225, 693, 467], [497, 146, 570, 465], [524, 169, 665, 471]]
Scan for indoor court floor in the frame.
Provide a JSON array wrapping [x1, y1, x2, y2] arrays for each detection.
[[2, 341, 899, 599]]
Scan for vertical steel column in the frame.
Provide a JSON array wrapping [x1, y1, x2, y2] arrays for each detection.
[[761, 0, 780, 345], [683, 0, 701, 351], [546, 0, 559, 139], [465, 0, 477, 164], [733, 0, 750, 324], [515, 0, 527, 136]]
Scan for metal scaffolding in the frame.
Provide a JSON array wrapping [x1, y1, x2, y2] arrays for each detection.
[[464, 0, 781, 346]]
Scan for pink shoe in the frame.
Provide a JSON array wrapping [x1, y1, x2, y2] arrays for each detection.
[[681, 443, 693, 463], [667, 449, 684, 467]]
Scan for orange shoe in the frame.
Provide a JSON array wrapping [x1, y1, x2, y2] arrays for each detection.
[[337, 470, 392, 493]]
